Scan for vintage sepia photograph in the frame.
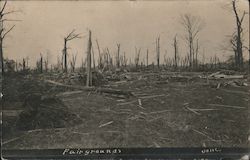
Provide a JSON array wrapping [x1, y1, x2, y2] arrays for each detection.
[[0, 0, 249, 158]]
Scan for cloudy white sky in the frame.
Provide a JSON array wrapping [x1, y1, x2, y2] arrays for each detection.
[[2, 0, 249, 67]]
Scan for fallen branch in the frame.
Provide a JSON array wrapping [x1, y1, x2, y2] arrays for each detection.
[[153, 142, 161, 148], [2, 136, 25, 145], [147, 109, 173, 115], [207, 104, 246, 109], [117, 100, 137, 106], [191, 108, 220, 111], [57, 90, 83, 97], [216, 83, 221, 89], [185, 106, 201, 115], [99, 121, 113, 128], [137, 99, 145, 109], [220, 89, 249, 95], [138, 94, 166, 99], [192, 129, 218, 141], [72, 131, 90, 135]]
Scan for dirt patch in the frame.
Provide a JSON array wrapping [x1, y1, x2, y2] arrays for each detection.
[[16, 94, 82, 131]]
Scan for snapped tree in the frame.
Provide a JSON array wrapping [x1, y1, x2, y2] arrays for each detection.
[[86, 30, 92, 87]]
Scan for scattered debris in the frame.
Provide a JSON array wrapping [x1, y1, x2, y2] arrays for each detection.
[[208, 71, 244, 79], [45, 80, 134, 98]]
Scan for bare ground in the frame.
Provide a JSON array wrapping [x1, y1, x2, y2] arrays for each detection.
[[2, 71, 250, 149]]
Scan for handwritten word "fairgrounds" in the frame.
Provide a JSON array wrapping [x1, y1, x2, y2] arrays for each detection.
[[62, 148, 122, 156]]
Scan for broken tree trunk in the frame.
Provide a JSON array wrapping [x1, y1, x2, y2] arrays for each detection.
[[117, 43, 120, 68], [156, 36, 160, 68], [92, 47, 96, 70], [173, 35, 178, 68], [96, 39, 102, 69], [44, 80, 134, 97], [40, 54, 43, 73], [63, 38, 67, 73], [86, 30, 92, 87], [146, 48, 149, 67], [22, 58, 26, 71]]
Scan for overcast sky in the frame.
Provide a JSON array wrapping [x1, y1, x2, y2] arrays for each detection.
[[3, 0, 249, 67]]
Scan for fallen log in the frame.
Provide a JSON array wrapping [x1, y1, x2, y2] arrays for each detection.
[[117, 100, 137, 106], [219, 89, 249, 95], [138, 94, 166, 99], [147, 109, 173, 115], [44, 80, 134, 97], [207, 103, 246, 109]]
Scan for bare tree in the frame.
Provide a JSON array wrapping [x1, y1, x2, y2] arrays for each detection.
[[70, 53, 77, 72], [0, 0, 20, 75], [86, 30, 92, 87], [156, 36, 160, 68], [15, 59, 18, 71], [173, 35, 179, 68], [63, 29, 81, 73], [40, 53, 43, 73], [120, 51, 127, 67], [91, 47, 95, 70], [231, 0, 247, 69], [116, 43, 120, 68], [95, 39, 103, 69], [44, 52, 49, 72], [22, 58, 26, 71], [146, 48, 149, 67], [195, 39, 199, 68], [134, 47, 141, 69], [181, 14, 204, 69], [25, 56, 29, 69]]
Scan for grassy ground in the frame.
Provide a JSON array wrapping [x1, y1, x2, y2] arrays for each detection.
[[2, 71, 250, 149]]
